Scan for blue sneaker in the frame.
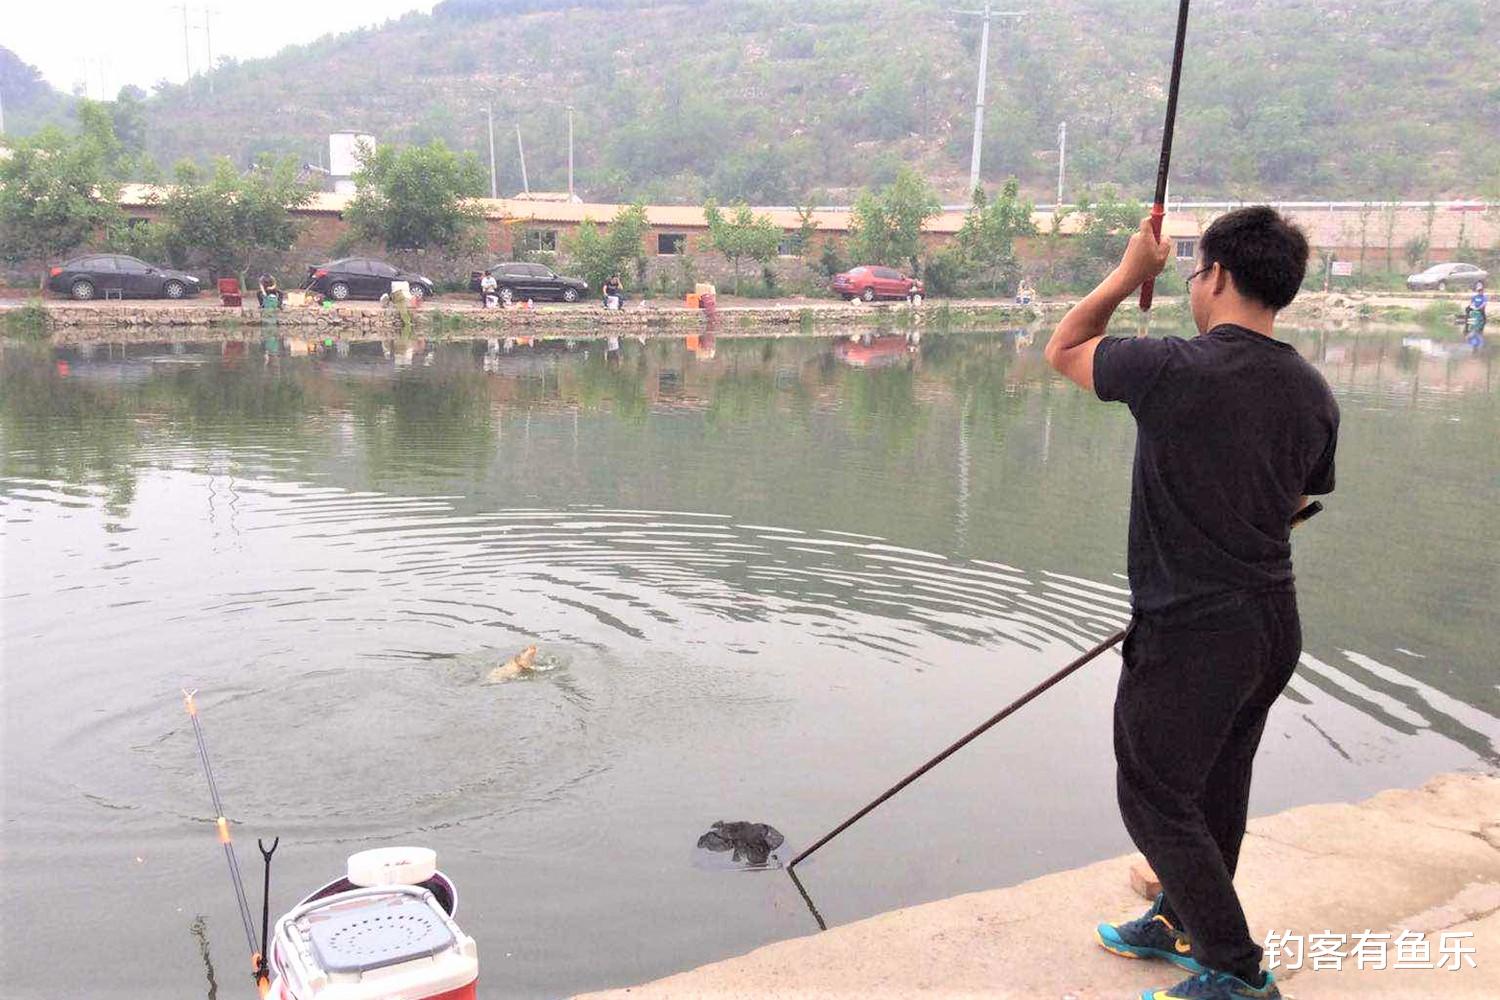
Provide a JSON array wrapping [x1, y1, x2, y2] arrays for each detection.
[[1142, 969, 1280, 1000], [1096, 894, 1204, 973]]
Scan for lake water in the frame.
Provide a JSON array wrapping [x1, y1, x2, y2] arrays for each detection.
[[2, 326, 1496, 999]]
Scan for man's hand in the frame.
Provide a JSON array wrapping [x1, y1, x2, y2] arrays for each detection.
[[1114, 217, 1173, 291], [1046, 216, 1175, 392]]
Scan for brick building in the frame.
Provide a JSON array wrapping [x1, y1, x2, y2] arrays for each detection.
[[107, 185, 1500, 294]]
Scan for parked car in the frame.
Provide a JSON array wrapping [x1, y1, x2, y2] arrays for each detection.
[[830, 265, 924, 302], [470, 262, 588, 304], [47, 254, 202, 301], [304, 258, 434, 301], [1406, 262, 1488, 292]]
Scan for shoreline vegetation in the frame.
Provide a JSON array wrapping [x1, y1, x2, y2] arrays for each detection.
[[0, 291, 1476, 342]]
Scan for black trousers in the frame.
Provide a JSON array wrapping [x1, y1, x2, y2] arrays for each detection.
[[1114, 589, 1301, 982]]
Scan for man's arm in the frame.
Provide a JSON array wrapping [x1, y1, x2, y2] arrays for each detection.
[[1044, 217, 1172, 392]]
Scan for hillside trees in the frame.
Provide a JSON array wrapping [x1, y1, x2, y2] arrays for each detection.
[[703, 200, 782, 294], [346, 140, 487, 253]]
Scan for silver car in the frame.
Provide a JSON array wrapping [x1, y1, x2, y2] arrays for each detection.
[[1406, 262, 1488, 292]]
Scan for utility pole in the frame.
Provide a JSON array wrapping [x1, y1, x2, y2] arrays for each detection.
[[0, 86, 5, 135], [173, 4, 193, 86], [1056, 121, 1066, 205], [515, 123, 530, 195], [952, 4, 1026, 197], [485, 104, 497, 198], [202, 8, 218, 95], [566, 105, 575, 201]]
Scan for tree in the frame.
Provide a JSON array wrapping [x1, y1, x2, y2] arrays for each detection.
[[345, 140, 486, 252], [562, 201, 651, 290], [955, 178, 1036, 294], [1064, 187, 1143, 289], [847, 167, 940, 271], [703, 199, 782, 295], [605, 202, 651, 285], [0, 126, 121, 289], [160, 155, 315, 280], [792, 204, 820, 257], [563, 221, 614, 291]]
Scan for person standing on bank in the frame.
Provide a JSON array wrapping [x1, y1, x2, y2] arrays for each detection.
[[1044, 206, 1338, 1000]]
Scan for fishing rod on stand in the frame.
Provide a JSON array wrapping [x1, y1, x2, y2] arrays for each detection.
[[182, 689, 276, 996]]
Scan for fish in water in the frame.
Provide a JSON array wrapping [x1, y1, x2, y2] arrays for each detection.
[[487, 645, 539, 683], [696, 821, 785, 867]]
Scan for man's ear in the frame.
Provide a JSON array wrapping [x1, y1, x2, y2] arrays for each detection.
[[1211, 263, 1231, 297]]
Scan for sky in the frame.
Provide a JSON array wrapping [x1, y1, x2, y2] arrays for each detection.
[[5, 0, 436, 98]]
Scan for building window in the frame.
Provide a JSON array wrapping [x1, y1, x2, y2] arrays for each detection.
[[522, 228, 558, 253], [777, 238, 799, 257], [657, 233, 686, 255], [1175, 239, 1196, 259]]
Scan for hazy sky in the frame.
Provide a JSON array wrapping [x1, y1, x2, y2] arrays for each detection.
[[7, 0, 436, 98]]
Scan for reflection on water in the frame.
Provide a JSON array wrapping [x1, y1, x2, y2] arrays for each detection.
[[1, 327, 1496, 999]]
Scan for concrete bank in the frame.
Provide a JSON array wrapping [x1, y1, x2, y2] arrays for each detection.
[[578, 772, 1499, 999]]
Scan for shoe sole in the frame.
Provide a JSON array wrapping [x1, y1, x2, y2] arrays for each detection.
[[1095, 929, 1205, 974]]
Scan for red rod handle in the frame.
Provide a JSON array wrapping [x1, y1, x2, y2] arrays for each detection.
[[1138, 204, 1165, 312]]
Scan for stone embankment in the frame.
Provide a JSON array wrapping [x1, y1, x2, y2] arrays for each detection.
[[27, 297, 1052, 339], [577, 771, 1499, 999]]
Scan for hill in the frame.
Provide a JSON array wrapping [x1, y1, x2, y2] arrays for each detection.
[[10, 1, 1500, 203], [0, 47, 74, 137]]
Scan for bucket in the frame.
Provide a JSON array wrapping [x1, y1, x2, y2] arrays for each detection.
[[684, 293, 701, 309]]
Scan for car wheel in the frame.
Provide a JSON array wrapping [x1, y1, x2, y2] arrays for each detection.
[[409, 284, 427, 301], [861, 287, 876, 302], [71, 279, 96, 301], [562, 287, 579, 303], [499, 286, 515, 305], [164, 280, 186, 299], [1437, 280, 1447, 292], [330, 281, 350, 301]]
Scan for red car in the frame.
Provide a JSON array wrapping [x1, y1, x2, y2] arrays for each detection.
[[831, 265, 924, 302]]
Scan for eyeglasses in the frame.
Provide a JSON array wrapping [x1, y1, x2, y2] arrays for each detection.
[[1187, 264, 1215, 284]]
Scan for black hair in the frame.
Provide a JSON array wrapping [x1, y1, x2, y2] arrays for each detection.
[[1197, 205, 1309, 311]]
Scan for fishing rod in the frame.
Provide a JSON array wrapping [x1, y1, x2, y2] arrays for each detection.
[[182, 689, 272, 996], [789, 499, 1324, 880], [788, 628, 1126, 872], [1139, 0, 1192, 313]]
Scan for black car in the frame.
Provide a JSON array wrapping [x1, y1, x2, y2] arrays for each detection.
[[304, 258, 434, 302], [471, 262, 587, 304], [47, 254, 202, 300]]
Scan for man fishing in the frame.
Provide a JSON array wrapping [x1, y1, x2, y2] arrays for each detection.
[[1044, 206, 1339, 1000]]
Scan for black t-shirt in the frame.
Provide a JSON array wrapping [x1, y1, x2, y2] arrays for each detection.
[[1093, 324, 1338, 614]]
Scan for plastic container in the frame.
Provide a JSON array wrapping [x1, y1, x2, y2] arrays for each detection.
[[684, 293, 700, 309], [270, 884, 477, 1000]]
